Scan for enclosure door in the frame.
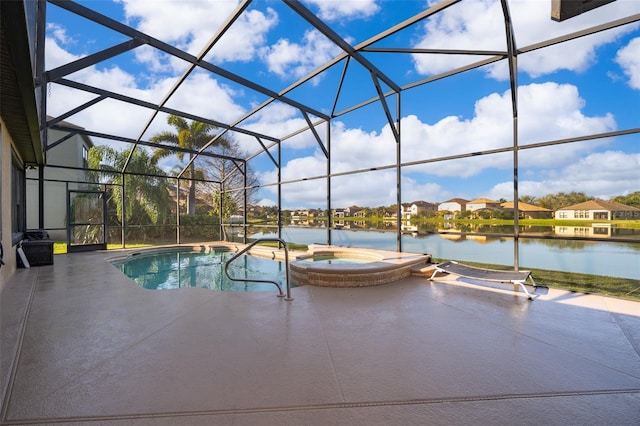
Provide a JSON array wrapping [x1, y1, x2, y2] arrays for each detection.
[[67, 190, 107, 252]]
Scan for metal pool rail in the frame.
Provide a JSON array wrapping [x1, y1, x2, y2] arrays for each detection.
[[224, 238, 293, 301]]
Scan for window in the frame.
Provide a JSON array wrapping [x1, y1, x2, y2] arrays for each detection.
[[594, 212, 608, 220], [11, 150, 26, 244], [82, 144, 89, 168], [592, 226, 609, 236], [574, 227, 590, 236], [574, 210, 588, 219]]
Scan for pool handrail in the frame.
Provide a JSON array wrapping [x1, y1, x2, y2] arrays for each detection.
[[224, 238, 293, 301]]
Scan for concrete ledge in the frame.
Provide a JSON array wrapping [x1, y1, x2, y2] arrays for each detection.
[[290, 244, 431, 287]]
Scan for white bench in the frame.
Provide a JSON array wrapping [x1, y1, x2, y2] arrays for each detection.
[[429, 261, 542, 300]]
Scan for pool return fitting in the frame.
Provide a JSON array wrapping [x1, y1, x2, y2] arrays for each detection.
[[224, 238, 293, 301]]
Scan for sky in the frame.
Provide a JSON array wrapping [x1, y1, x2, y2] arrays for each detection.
[[44, 0, 640, 209]]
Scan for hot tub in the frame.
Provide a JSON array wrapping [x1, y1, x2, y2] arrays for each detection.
[[290, 244, 431, 287]]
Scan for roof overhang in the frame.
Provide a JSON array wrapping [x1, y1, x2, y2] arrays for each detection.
[[1, 0, 43, 166], [551, 0, 617, 22]]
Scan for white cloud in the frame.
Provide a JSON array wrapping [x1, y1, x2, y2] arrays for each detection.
[[262, 30, 342, 80], [616, 37, 640, 90], [256, 198, 276, 207], [118, 0, 278, 68], [46, 23, 74, 46], [304, 0, 380, 21], [412, 0, 506, 76], [412, 0, 640, 80], [401, 82, 616, 176], [486, 150, 640, 200], [258, 81, 620, 207], [241, 103, 316, 153], [162, 72, 246, 126], [206, 8, 279, 62], [259, 167, 448, 209], [45, 35, 82, 70], [42, 1, 635, 210], [401, 178, 449, 205], [260, 155, 326, 184], [45, 37, 246, 143]]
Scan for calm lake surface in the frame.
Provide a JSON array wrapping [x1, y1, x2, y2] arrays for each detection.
[[249, 226, 640, 280]]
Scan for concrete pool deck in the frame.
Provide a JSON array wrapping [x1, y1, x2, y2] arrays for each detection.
[[1, 249, 639, 425]]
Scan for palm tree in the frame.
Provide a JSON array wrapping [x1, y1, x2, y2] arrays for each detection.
[[150, 115, 226, 215], [87, 145, 173, 229]]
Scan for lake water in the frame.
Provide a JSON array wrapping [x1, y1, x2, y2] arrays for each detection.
[[249, 226, 640, 280]]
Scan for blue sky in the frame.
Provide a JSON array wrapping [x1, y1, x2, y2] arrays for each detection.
[[44, 0, 640, 209]]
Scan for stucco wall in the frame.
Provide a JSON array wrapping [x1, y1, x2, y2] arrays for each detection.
[[0, 119, 17, 288]]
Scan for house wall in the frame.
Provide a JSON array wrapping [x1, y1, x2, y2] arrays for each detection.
[[26, 129, 90, 241], [438, 202, 461, 212], [554, 225, 616, 238], [46, 128, 87, 168], [467, 202, 500, 211], [0, 119, 18, 287], [466, 202, 485, 211], [556, 210, 610, 220], [524, 211, 553, 219]]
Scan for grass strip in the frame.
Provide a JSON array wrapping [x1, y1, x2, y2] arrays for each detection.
[[431, 258, 639, 300]]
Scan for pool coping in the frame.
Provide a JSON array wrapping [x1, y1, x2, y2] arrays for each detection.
[[290, 244, 431, 287]]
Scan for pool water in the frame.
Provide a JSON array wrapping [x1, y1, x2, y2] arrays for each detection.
[[112, 250, 288, 292]]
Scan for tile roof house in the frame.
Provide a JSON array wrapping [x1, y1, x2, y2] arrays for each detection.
[[466, 198, 501, 212], [500, 201, 553, 219], [437, 198, 468, 213], [556, 200, 640, 220], [401, 201, 437, 219]]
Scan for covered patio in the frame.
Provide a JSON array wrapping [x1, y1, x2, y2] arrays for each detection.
[[2, 1, 639, 423], [2, 250, 639, 424]]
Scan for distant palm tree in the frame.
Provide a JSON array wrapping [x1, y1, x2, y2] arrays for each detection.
[[150, 115, 227, 215]]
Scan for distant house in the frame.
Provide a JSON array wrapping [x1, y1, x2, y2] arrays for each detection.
[[26, 119, 95, 240], [245, 205, 261, 216], [45, 118, 94, 169], [348, 206, 363, 217], [402, 201, 437, 219], [291, 209, 310, 220], [353, 209, 367, 218], [332, 208, 347, 218], [466, 198, 501, 212], [555, 200, 640, 220], [500, 201, 552, 219], [554, 224, 623, 238], [383, 208, 397, 219], [438, 198, 468, 213]]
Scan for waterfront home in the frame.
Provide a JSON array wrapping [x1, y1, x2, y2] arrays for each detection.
[[466, 198, 502, 211], [437, 198, 469, 219], [437, 198, 469, 213], [500, 201, 553, 219], [555, 199, 640, 220], [353, 208, 367, 218], [401, 201, 437, 219]]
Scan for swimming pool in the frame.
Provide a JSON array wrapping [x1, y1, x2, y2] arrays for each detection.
[[111, 247, 288, 292]]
